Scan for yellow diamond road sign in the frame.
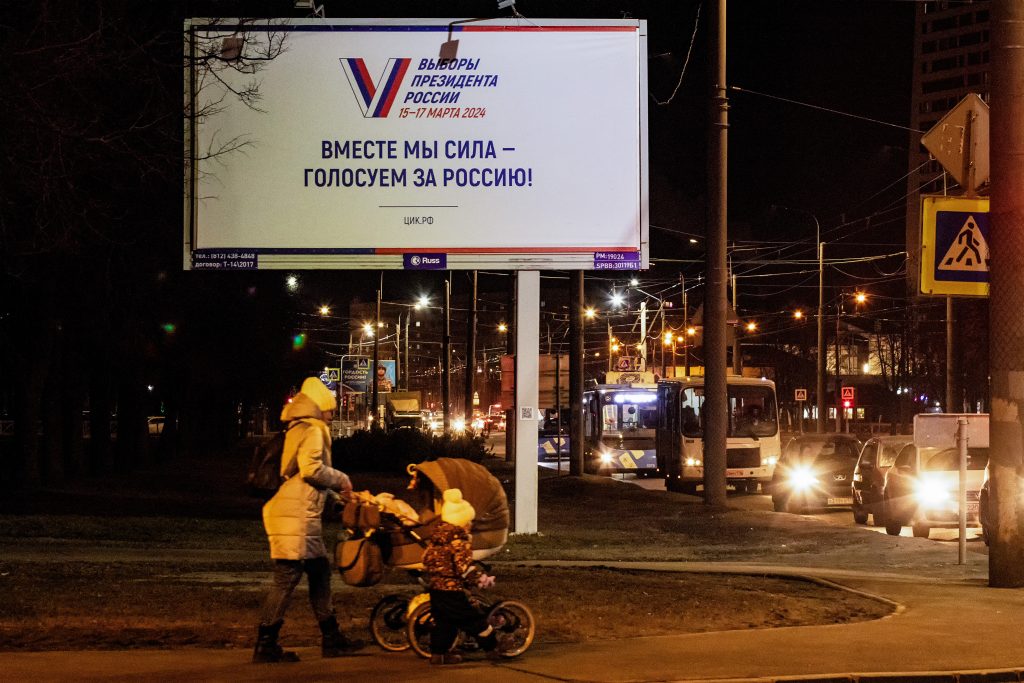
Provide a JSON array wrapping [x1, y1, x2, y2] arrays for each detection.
[[920, 195, 990, 297]]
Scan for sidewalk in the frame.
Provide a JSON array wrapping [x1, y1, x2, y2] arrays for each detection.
[[3, 558, 1023, 682]]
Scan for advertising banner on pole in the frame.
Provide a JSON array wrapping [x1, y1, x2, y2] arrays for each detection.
[[185, 18, 648, 271], [341, 356, 371, 392]]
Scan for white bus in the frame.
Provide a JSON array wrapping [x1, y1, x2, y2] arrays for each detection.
[[656, 377, 781, 494]]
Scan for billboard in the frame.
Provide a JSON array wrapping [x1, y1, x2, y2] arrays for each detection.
[[341, 356, 396, 393], [341, 356, 371, 392], [185, 18, 648, 271]]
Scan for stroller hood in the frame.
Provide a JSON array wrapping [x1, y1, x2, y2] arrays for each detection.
[[411, 458, 510, 549]]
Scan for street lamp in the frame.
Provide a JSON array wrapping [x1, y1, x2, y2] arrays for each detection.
[[497, 322, 508, 333], [584, 306, 596, 320]]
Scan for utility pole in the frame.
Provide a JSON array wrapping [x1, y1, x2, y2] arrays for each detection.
[[371, 281, 381, 429], [404, 314, 410, 392], [443, 276, 451, 432], [704, 0, 729, 506], [639, 300, 648, 371], [505, 277, 516, 462], [607, 320, 613, 373], [570, 271, 584, 475], [835, 297, 842, 434], [682, 274, 690, 377], [464, 271, 478, 424], [731, 272, 741, 375], [816, 242, 826, 433], [988, 0, 1024, 588]]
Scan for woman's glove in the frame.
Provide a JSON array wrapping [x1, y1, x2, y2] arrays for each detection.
[[476, 573, 496, 589]]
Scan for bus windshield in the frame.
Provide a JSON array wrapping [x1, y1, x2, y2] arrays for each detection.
[[600, 391, 658, 434], [681, 384, 778, 438]]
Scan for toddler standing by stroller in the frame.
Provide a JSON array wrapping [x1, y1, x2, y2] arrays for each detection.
[[422, 488, 511, 665]]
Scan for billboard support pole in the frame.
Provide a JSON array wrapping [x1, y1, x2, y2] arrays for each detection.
[[570, 271, 584, 475], [514, 270, 539, 534]]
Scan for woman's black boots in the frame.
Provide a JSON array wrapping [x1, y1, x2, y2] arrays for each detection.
[[252, 620, 300, 663]]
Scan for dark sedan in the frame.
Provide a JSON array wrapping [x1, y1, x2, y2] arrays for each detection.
[[851, 435, 913, 526], [770, 434, 862, 514]]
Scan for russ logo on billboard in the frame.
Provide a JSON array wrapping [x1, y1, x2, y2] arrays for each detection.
[[338, 58, 411, 118]]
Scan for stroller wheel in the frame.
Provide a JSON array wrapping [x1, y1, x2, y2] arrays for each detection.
[[370, 594, 411, 652], [487, 600, 536, 657]]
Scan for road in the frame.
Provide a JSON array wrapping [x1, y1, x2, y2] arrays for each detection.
[[488, 431, 986, 551]]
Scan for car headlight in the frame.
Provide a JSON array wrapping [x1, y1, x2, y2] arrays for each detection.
[[788, 466, 818, 491], [915, 478, 950, 505], [599, 451, 614, 464], [453, 418, 466, 432], [685, 457, 702, 467], [852, 472, 862, 482]]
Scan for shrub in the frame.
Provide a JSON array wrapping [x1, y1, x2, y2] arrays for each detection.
[[332, 428, 490, 473]]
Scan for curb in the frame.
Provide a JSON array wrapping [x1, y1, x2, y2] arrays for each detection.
[[704, 671, 1024, 683]]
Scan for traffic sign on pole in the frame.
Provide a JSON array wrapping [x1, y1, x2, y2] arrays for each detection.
[[921, 93, 989, 192], [920, 195, 990, 297], [794, 388, 807, 402]]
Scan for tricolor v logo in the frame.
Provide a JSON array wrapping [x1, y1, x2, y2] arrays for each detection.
[[339, 58, 411, 118]]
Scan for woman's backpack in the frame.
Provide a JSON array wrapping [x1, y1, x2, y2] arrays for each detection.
[[245, 423, 297, 499]]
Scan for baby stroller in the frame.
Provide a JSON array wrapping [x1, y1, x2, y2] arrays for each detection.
[[336, 457, 535, 658]]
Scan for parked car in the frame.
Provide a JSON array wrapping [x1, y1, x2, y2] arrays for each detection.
[[851, 435, 913, 526], [882, 442, 989, 538], [147, 416, 165, 435], [770, 434, 862, 513]]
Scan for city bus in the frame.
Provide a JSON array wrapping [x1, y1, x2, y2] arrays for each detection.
[[656, 377, 781, 494], [583, 383, 659, 475]]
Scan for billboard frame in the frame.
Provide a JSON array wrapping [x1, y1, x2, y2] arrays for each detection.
[[183, 17, 649, 272]]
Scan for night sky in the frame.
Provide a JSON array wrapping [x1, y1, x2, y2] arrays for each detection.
[[204, 0, 916, 300], [0, 1, 923, 430]]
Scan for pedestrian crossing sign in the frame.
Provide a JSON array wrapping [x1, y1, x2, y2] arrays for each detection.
[[920, 195, 990, 297]]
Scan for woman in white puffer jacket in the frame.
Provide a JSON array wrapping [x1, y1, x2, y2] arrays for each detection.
[[253, 377, 364, 664]]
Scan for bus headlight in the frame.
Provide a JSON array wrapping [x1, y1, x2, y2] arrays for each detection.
[[685, 457, 702, 467], [915, 478, 950, 506], [764, 455, 778, 466], [788, 467, 817, 491]]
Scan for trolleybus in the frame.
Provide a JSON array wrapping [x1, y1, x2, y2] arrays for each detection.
[[583, 383, 659, 475]]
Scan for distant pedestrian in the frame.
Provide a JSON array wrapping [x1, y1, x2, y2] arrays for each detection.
[[253, 377, 364, 664], [421, 488, 510, 665]]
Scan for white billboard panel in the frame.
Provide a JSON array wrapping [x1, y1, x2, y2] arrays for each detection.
[[184, 18, 648, 271]]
